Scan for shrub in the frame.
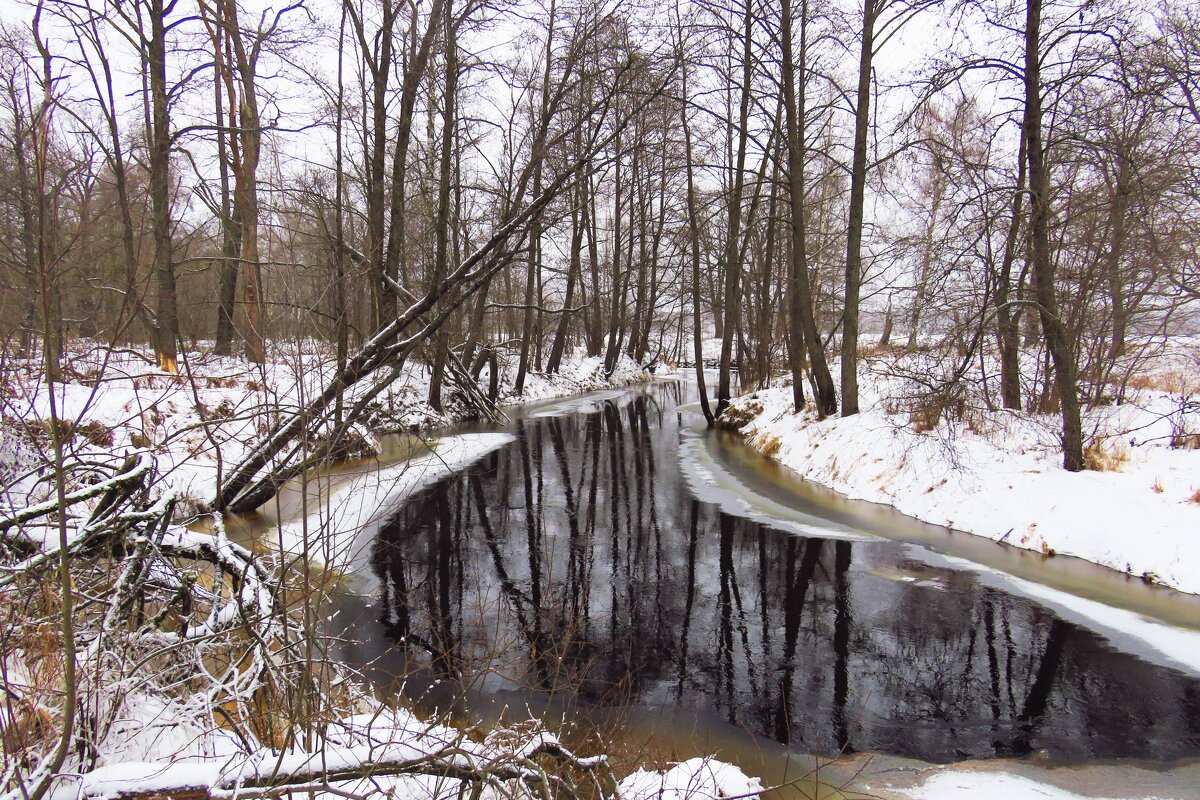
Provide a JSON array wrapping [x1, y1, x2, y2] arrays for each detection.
[[907, 386, 965, 433]]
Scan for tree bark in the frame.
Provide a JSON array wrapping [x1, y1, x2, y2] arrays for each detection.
[[148, 0, 178, 372], [516, 0, 556, 393], [223, 0, 265, 365], [547, 180, 583, 373], [841, 0, 876, 416], [1024, 0, 1084, 471], [428, 0, 458, 411], [680, 41, 714, 425], [1104, 149, 1131, 361], [996, 135, 1027, 410], [781, 0, 837, 416], [716, 3, 754, 417], [212, 27, 238, 357]]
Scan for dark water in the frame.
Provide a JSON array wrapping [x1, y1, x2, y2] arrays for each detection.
[[333, 380, 1200, 765]]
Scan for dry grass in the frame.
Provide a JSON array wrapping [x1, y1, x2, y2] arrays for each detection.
[[1190, 487, 1200, 504], [1152, 476, 1165, 494], [908, 405, 941, 434], [717, 400, 763, 431], [1126, 369, 1195, 394], [755, 432, 783, 457], [1170, 430, 1200, 450], [1084, 440, 1129, 472], [77, 420, 114, 447]]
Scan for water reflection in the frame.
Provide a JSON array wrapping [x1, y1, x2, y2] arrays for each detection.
[[355, 382, 1200, 764]]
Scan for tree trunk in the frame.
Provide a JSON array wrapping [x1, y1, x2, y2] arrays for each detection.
[[357, 0, 397, 331], [878, 298, 893, 348], [333, 2, 349, 424], [428, 0, 457, 412], [841, 0, 875, 416], [680, 41, 714, 425], [639, 139, 669, 361], [584, 175, 604, 356], [9, 88, 38, 356], [383, 0, 447, 313], [781, 0, 837, 416], [213, 44, 238, 357], [1024, 0, 1084, 471], [515, 166, 543, 393], [148, 0, 178, 372], [996, 135, 1027, 410], [1104, 150, 1131, 361], [516, 0, 555, 393], [906, 180, 944, 350], [547, 180, 583, 373], [603, 134, 625, 375], [221, 0, 265, 365], [716, 4, 754, 417]]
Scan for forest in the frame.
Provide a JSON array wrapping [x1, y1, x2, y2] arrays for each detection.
[[3, 0, 1197, 462], [1, 0, 1199, 796]]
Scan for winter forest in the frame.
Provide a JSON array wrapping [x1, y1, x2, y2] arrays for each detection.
[[2, 0, 1200, 795]]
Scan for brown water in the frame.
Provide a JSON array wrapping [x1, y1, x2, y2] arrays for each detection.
[[228, 378, 1200, 797]]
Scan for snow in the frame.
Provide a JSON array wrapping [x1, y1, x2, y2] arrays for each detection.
[[504, 353, 650, 404], [2, 340, 697, 800], [56, 699, 759, 800], [911, 547, 1200, 676], [0, 340, 649, 516], [725, 338, 1200, 595], [269, 431, 515, 568], [895, 771, 1164, 799], [676, 428, 870, 542], [618, 758, 764, 800]]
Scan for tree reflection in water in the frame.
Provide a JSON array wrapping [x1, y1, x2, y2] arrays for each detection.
[[364, 382, 1200, 764]]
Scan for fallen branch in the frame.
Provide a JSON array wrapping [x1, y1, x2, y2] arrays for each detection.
[[66, 735, 608, 800], [0, 452, 151, 535]]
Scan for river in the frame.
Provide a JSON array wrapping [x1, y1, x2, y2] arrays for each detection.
[[313, 378, 1200, 795]]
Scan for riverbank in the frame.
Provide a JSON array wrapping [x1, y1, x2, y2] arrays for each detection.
[[0, 339, 650, 516], [7, 366, 1199, 800], [722, 338, 1200, 595]]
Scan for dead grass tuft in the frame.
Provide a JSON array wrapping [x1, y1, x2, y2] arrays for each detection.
[[1170, 430, 1200, 450], [756, 433, 783, 457], [1084, 440, 1129, 472], [1190, 487, 1200, 504], [907, 390, 965, 433], [1126, 370, 1194, 394], [717, 400, 763, 431]]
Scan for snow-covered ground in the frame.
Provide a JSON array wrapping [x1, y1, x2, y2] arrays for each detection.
[[59, 690, 761, 800], [0, 340, 650, 518], [895, 771, 1161, 800], [854, 754, 1200, 800], [724, 338, 1200, 595]]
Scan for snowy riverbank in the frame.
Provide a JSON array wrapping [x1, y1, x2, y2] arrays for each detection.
[[0, 340, 650, 518], [723, 339, 1200, 595]]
